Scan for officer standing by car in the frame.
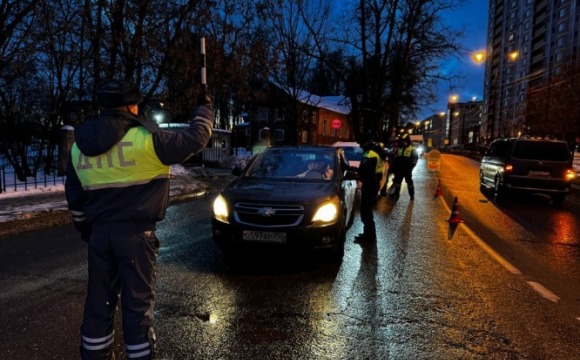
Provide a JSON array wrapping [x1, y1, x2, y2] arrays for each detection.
[[389, 134, 419, 200], [65, 79, 214, 360], [354, 132, 384, 243]]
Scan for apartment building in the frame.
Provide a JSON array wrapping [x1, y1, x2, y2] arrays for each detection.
[[482, 0, 580, 143]]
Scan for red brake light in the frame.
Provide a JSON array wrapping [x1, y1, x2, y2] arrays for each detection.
[[504, 164, 513, 173]]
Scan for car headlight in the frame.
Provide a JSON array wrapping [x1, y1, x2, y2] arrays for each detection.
[[213, 194, 229, 223], [312, 197, 339, 225]]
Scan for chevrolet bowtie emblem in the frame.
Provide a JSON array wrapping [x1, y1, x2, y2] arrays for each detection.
[[257, 207, 276, 216]]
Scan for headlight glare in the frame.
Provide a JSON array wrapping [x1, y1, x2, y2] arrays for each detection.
[[213, 195, 229, 223], [312, 200, 338, 224]]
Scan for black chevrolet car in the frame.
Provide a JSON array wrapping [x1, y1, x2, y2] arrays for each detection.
[[212, 145, 358, 261]]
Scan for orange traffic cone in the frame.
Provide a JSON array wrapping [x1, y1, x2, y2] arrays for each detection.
[[447, 196, 463, 224], [434, 179, 443, 198]]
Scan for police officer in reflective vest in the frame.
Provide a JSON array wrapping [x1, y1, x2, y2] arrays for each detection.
[[354, 132, 384, 243], [390, 134, 419, 200], [65, 79, 214, 360]]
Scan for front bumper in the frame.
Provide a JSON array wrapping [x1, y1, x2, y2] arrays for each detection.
[[212, 218, 344, 251]]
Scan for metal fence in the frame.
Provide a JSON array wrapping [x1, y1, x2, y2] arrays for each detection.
[[0, 146, 234, 193], [0, 154, 65, 193]]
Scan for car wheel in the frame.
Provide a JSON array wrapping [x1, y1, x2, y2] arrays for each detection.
[[551, 194, 565, 207], [220, 244, 242, 268]]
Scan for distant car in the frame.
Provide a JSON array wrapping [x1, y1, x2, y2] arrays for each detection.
[[212, 145, 358, 261], [331, 141, 389, 195], [479, 138, 576, 206]]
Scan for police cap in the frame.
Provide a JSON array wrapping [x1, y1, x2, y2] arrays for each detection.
[[96, 79, 143, 108]]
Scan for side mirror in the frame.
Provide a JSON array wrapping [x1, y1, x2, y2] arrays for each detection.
[[232, 166, 243, 176]]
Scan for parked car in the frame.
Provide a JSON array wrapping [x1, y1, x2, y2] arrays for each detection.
[[212, 145, 358, 261], [479, 138, 576, 206], [331, 141, 389, 195]]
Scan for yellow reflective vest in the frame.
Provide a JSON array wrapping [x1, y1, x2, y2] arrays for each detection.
[[363, 149, 384, 175], [71, 126, 170, 190]]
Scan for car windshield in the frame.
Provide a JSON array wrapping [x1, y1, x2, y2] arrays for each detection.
[[244, 149, 336, 180], [512, 141, 570, 161]]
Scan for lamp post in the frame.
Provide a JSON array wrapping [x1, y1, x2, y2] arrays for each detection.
[[447, 95, 459, 146], [506, 50, 520, 137]]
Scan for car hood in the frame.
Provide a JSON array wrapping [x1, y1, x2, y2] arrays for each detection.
[[222, 178, 337, 204]]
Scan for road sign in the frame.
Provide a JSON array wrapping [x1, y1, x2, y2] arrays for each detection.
[[331, 118, 342, 129], [427, 150, 441, 171]]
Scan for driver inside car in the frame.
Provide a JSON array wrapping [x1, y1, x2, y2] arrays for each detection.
[[297, 155, 334, 179]]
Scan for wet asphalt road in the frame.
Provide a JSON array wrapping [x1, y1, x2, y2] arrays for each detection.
[[1, 157, 580, 359]]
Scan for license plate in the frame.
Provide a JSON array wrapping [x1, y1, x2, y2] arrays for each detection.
[[243, 230, 287, 243], [528, 170, 550, 177]]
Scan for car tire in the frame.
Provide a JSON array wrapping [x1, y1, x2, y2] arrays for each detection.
[[220, 244, 242, 269]]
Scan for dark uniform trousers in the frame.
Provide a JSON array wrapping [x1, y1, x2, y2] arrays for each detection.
[[360, 175, 380, 236], [81, 224, 159, 360], [392, 165, 415, 197]]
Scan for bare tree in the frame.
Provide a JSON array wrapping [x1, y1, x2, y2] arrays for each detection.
[[259, 0, 333, 145], [0, 0, 40, 180], [0, 0, 466, 182], [314, 0, 462, 141]]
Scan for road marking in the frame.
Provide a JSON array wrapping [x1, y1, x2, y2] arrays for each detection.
[[434, 168, 566, 311], [438, 196, 522, 275], [526, 281, 560, 303]]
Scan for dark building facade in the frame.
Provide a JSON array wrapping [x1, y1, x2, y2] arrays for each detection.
[[482, 0, 580, 143]]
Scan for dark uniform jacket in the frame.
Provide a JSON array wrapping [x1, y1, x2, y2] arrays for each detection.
[[65, 106, 213, 238], [392, 144, 419, 172], [358, 148, 382, 184]]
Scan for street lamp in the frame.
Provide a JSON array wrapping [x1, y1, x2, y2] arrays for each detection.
[[508, 50, 519, 62], [472, 50, 486, 64]]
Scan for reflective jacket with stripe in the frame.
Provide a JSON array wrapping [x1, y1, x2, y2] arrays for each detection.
[[358, 149, 383, 185], [65, 106, 213, 235]]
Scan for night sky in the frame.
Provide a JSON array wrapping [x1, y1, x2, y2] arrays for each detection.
[[422, 0, 489, 119]]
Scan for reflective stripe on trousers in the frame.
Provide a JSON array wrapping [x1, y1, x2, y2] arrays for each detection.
[[81, 228, 159, 360]]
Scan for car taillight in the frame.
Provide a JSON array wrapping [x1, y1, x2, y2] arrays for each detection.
[[504, 164, 513, 173], [565, 169, 576, 181]]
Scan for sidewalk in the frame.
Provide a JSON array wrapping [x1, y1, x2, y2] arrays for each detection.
[[0, 167, 223, 238]]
